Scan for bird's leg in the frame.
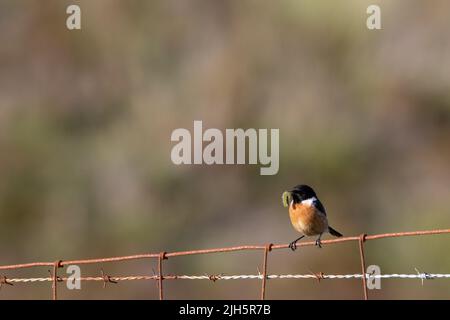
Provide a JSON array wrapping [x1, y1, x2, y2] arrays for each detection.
[[315, 233, 323, 248], [289, 235, 305, 251]]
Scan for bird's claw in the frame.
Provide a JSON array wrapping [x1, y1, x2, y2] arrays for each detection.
[[289, 241, 297, 251], [315, 239, 322, 248]]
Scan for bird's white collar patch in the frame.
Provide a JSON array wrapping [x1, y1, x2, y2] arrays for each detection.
[[301, 197, 317, 207]]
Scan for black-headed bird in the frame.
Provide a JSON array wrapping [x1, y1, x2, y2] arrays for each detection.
[[282, 184, 343, 250]]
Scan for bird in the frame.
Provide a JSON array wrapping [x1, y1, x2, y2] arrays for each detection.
[[282, 184, 343, 250]]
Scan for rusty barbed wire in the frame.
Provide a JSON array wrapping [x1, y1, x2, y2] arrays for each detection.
[[0, 228, 449, 300]]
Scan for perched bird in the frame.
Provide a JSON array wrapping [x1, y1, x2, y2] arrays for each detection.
[[282, 184, 342, 250]]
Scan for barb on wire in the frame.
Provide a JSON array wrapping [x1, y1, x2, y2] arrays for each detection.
[[206, 273, 223, 282], [307, 269, 325, 283], [415, 268, 433, 286], [100, 269, 118, 288], [0, 276, 13, 289]]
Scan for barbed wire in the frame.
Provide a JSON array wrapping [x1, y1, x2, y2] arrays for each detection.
[[4, 273, 450, 283], [0, 228, 449, 299]]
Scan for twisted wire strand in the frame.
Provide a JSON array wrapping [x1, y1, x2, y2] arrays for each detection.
[[5, 273, 450, 283]]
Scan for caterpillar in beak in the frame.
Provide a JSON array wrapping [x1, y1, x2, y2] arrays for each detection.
[[281, 191, 292, 208]]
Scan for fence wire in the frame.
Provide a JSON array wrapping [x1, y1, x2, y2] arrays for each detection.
[[5, 273, 450, 282], [0, 229, 449, 300]]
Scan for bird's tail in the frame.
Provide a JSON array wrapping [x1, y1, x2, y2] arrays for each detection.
[[328, 227, 343, 238]]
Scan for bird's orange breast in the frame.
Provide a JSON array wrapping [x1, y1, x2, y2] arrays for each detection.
[[289, 203, 328, 236]]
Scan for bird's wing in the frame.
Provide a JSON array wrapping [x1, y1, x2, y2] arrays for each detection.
[[313, 198, 327, 216]]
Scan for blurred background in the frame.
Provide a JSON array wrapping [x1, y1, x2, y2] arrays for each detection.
[[1, 0, 450, 299]]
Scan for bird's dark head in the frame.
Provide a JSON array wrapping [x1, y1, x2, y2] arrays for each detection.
[[290, 184, 317, 203]]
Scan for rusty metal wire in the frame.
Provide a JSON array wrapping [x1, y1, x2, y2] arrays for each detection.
[[0, 228, 449, 300], [261, 243, 272, 300], [358, 234, 368, 300]]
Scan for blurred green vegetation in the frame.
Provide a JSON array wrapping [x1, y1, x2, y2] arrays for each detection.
[[1, 0, 450, 299]]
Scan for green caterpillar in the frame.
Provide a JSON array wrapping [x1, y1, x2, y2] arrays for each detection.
[[281, 191, 292, 208]]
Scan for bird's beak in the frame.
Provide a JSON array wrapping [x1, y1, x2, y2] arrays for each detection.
[[281, 191, 292, 208]]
